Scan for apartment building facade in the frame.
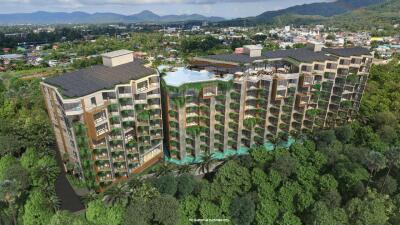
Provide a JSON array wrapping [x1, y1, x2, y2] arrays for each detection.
[[41, 50, 163, 188], [163, 45, 373, 161]]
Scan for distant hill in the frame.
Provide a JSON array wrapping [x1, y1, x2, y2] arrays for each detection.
[[326, 0, 400, 32], [223, 0, 386, 26], [0, 10, 225, 25]]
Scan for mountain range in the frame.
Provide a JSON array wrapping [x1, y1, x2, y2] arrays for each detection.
[[0, 0, 394, 26], [0, 10, 224, 25], [222, 0, 387, 25]]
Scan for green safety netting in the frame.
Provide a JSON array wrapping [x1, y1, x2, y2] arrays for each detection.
[[165, 137, 297, 165]]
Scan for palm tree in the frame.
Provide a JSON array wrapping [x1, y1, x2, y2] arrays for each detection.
[[226, 154, 239, 162], [155, 161, 175, 177], [82, 190, 98, 206], [102, 182, 131, 206], [381, 147, 400, 192], [269, 136, 281, 151], [126, 176, 142, 189], [48, 191, 61, 212], [0, 180, 21, 225], [178, 164, 193, 175], [197, 152, 215, 174], [364, 151, 387, 187]]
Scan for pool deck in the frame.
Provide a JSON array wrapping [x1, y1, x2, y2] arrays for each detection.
[[162, 67, 233, 87]]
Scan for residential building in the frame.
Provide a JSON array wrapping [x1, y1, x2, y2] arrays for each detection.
[[162, 45, 373, 161], [41, 50, 163, 188]]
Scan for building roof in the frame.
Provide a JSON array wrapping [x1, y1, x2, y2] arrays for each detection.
[[101, 50, 133, 58], [263, 48, 337, 62], [322, 47, 371, 57], [201, 54, 266, 64], [44, 60, 155, 98], [199, 47, 338, 64]]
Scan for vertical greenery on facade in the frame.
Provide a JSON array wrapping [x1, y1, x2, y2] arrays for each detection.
[[73, 122, 97, 189]]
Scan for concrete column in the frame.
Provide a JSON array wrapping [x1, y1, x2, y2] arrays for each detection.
[[194, 135, 201, 157], [223, 91, 232, 150], [209, 98, 216, 153], [237, 79, 247, 148], [178, 106, 187, 159]]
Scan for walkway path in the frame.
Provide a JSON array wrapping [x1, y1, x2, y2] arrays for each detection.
[[54, 148, 85, 212]]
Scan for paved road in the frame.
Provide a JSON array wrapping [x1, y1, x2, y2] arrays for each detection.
[[54, 149, 85, 212]]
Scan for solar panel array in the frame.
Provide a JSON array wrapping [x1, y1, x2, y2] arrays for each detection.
[[322, 47, 372, 57], [45, 60, 155, 98], [200, 47, 370, 65]]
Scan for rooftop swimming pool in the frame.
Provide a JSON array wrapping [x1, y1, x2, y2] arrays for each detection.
[[162, 67, 233, 87]]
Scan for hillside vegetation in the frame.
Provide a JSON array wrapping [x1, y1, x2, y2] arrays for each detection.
[[326, 0, 400, 34]]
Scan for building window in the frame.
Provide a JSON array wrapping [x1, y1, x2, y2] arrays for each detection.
[[91, 97, 97, 106]]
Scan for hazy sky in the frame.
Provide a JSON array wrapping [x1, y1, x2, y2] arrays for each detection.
[[0, 0, 328, 18]]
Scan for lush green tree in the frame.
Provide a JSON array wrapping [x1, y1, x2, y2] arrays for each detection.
[[346, 190, 393, 225], [335, 125, 354, 144], [176, 174, 196, 198], [31, 155, 60, 191], [0, 155, 17, 180], [20, 148, 41, 170], [180, 196, 199, 221], [199, 201, 224, 222], [250, 145, 271, 164], [314, 130, 337, 147], [123, 198, 152, 225], [22, 190, 54, 225], [277, 212, 301, 225], [212, 161, 251, 198], [271, 151, 299, 179], [307, 201, 348, 225], [131, 183, 160, 201], [150, 195, 180, 225], [49, 211, 87, 225], [230, 195, 255, 225], [375, 175, 397, 195], [86, 200, 123, 225], [153, 173, 178, 196]]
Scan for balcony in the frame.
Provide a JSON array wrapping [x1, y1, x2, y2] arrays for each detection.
[[147, 93, 161, 99], [149, 104, 160, 110], [295, 93, 310, 107], [119, 93, 132, 98], [112, 153, 125, 162], [64, 102, 83, 116], [98, 172, 113, 182], [96, 163, 111, 172], [148, 82, 159, 90]]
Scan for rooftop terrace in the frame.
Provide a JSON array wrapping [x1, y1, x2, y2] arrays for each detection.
[[162, 67, 233, 87]]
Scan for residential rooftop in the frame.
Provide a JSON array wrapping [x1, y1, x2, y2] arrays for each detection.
[[163, 67, 233, 87], [196, 47, 371, 64], [44, 59, 155, 98], [263, 48, 337, 63], [322, 47, 372, 57]]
